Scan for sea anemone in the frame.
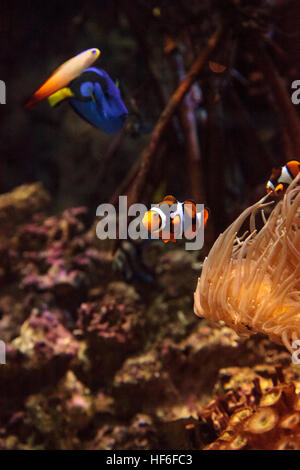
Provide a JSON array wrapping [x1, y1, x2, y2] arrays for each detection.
[[194, 175, 300, 353]]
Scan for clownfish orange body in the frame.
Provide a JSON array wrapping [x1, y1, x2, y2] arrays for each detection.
[[266, 160, 300, 196], [142, 195, 209, 244]]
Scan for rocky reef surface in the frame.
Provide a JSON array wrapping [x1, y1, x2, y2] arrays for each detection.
[[0, 183, 297, 450]]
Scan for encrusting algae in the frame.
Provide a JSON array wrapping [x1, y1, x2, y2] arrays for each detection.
[[194, 174, 300, 353]]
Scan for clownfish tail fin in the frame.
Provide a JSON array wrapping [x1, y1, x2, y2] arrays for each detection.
[[203, 207, 209, 227]]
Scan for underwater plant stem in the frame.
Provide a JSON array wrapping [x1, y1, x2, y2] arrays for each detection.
[[128, 26, 223, 206], [280, 126, 295, 162], [122, 0, 168, 109], [95, 123, 128, 191], [226, 87, 274, 181], [109, 156, 142, 207], [250, 35, 300, 160], [175, 53, 206, 203], [121, 0, 182, 144], [206, 79, 226, 236]]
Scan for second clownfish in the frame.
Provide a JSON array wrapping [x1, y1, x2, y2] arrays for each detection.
[[266, 160, 300, 196], [142, 195, 209, 243]]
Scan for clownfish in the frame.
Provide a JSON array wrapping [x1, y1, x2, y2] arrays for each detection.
[[24, 48, 128, 135], [266, 160, 300, 196], [142, 195, 209, 244]]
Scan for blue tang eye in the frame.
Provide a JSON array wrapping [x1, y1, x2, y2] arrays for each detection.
[[80, 81, 94, 98]]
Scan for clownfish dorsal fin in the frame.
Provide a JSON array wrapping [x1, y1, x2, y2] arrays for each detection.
[[286, 160, 300, 178], [162, 195, 177, 205]]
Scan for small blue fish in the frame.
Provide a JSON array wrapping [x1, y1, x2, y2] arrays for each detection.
[[25, 49, 128, 135], [66, 67, 128, 134]]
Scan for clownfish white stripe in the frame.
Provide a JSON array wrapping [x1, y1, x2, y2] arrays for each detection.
[[150, 206, 167, 231], [266, 180, 275, 192], [196, 211, 205, 226], [278, 165, 293, 185], [170, 202, 184, 231]]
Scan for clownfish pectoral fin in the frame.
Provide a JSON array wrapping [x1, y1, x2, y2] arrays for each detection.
[[275, 183, 285, 195], [162, 238, 176, 243], [48, 87, 74, 107]]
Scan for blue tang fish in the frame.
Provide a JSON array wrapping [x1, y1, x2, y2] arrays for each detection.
[[65, 67, 128, 135], [25, 48, 128, 135]]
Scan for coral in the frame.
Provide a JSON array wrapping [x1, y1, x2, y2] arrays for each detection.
[[0, 295, 27, 342], [23, 370, 95, 449], [88, 414, 158, 450], [76, 282, 145, 385], [0, 182, 296, 450], [145, 248, 203, 343], [0, 308, 79, 429], [112, 351, 179, 418], [194, 175, 300, 352], [200, 364, 300, 450], [1, 370, 114, 450], [0, 183, 51, 286], [18, 208, 99, 297], [12, 309, 79, 369], [0, 183, 50, 240]]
